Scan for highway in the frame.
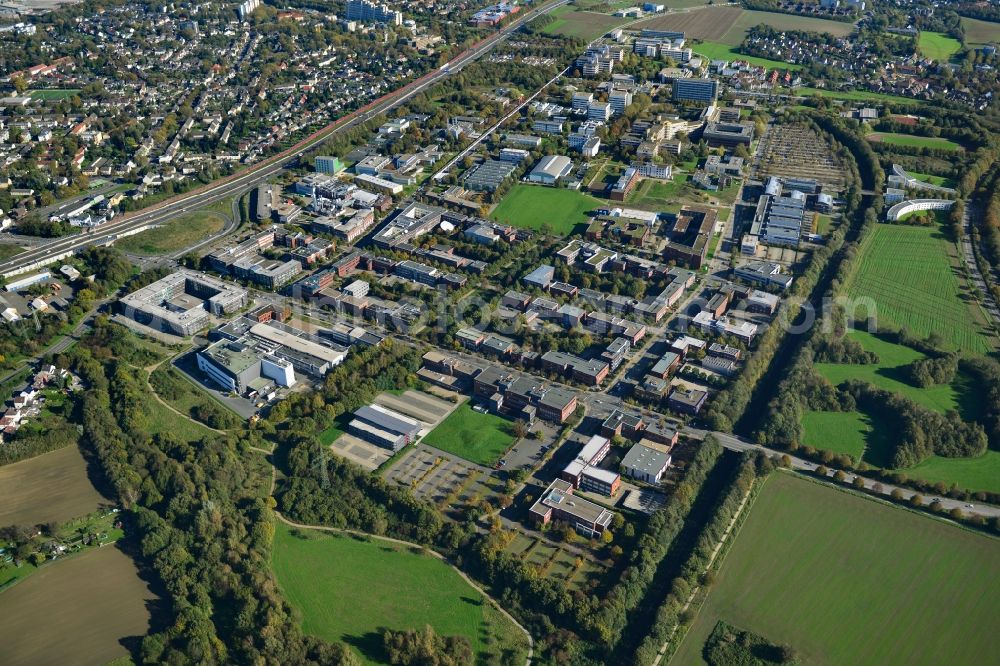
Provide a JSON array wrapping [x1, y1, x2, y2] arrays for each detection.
[[0, 0, 569, 280]]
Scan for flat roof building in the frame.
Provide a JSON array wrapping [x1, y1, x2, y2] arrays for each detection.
[[620, 443, 671, 483], [528, 478, 615, 537], [119, 270, 248, 336]]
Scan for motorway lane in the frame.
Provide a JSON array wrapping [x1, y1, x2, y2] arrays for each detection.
[[0, 0, 569, 278]]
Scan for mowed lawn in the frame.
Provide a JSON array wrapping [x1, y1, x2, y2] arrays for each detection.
[[813, 329, 977, 416], [693, 41, 801, 70], [672, 472, 1000, 666], [841, 224, 995, 353], [116, 209, 227, 255], [0, 545, 153, 666], [918, 31, 963, 61], [901, 451, 1000, 494], [422, 402, 514, 466], [28, 88, 80, 100], [272, 523, 529, 665], [800, 410, 871, 460], [867, 132, 964, 151], [490, 184, 602, 235]]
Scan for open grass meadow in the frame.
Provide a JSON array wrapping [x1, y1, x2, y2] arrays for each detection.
[[917, 31, 963, 61], [272, 523, 529, 665], [794, 86, 918, 104], [813, 329, 979, 416], [0, 444, 108, 526], [961, 16, 1000, 47], [800, 410, 873, 460], [867, 132, 965, 151], [692, 41, 802, 71], [117, 208, 227, 255], [490, 184, 603, 235], [0, 244, 24, 260], [671, 472, 1000, 666], [901, 451, 1000, 494], [841, 224, 995, 354], [907, 170, 956, 188], [422, 402, 515, 466], [0, 545, 153, 666]]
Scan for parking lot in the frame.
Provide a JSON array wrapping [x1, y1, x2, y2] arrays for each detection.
[[326, 389, 459, 471], [384, 446, 506, 520]]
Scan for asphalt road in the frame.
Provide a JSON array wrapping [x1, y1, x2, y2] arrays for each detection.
[[0, 0, 569, 279], [960, 201, 1000, 326]]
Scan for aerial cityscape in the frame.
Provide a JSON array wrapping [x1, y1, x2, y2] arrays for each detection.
[[0, 0, 998, 663]]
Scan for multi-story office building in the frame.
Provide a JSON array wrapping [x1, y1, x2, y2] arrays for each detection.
[[672, 77, 719, 103], [345, 0, 402, 25]]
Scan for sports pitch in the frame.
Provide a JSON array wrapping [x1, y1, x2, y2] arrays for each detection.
[[490, 184, 602, 235], [672, 472, 1000, 665], [272, 523, 529, 665]]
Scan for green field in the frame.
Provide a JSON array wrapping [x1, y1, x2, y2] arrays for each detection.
[[719, 10, 857, 46], [0, 245, 24, 261], [422, 402, 515, 466], [272, 523, 529, 665], [693, 41, 802, 70], [800, 410, 872, 460], [841, 224, 995, 353], [28, 88, 80, 100], [867, 132, 964, 151], [542, 6, 628, 41], [961, 16, 1000, 47], [918, 31, 963, 61], [814, 329, 977, 415], [116, 209, 227, 255], [907, 170, 956, 188], [490, 184, 603, 235], [673, 472, 1000, 666], [901, 451, 1000, 494], [794, 86, 918, 104]]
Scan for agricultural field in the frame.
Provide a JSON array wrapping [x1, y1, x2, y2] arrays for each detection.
[[813, 329, 979, 416], [116, 208, 228, 255], [841, 224, 995, 353], [867, 132, 964, 151], [0, 545, 154, 666], [635, 6, 743, 42], [422, 402, 515, 466], [272, 523, 530, 666], [800, 410, 873, 460], [901, 451, 1000, 495], [0, 445, 108, 527], [490, 184, 603, 235], [672, 472, 1000, 666], [961, 16, 1000, 47], [694, 41, 802, 71], [917, 31, 963, 61], [542, 6, 628, 41], [720, 10, 857, 46], [28, 88, 80, 100]]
